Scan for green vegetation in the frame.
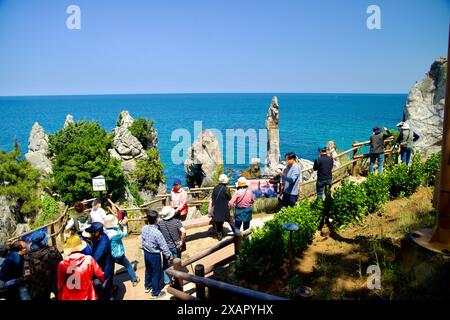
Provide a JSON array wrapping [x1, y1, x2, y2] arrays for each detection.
[[235, 152, 441, 280], [0, 144, 42, 216], [363, 173, 390, 213], [235, 200, 320, 280], [330, 180, 368, 227], [33, 195, 59, 228], [421, 152, 441, 186], [128, 117, 156, 149], [130, 149, 165, 194], [49, 120, 126, 204]]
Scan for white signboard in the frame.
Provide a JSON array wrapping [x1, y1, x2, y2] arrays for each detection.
[[92, 175, 106, 192]]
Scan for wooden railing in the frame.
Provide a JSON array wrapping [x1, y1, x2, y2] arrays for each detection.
[[165, 229, 287, 300], [7, 198, 97, 246]]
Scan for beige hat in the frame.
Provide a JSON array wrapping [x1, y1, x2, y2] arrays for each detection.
[[160, 206, 176, 221], [63, 234, 87, 256], [218, 174, 229, 184], [401, 122, 410, 130], [236, 177, 249, 187], [104, 214, 118, 229]]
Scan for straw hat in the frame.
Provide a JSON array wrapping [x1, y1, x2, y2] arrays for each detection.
[[236, 177, 249, 188], [104, 214, 118, 229], [218, 174, 229, 184], [160, 206, 176, 221], [64, 234, 87, 256]]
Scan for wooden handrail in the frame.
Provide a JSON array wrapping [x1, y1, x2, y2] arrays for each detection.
[[352, 136, 394, 148], [166, 268, 287, 300], [181, 229, 252, 268]]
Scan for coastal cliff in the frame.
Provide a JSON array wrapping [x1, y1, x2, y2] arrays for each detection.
[[403, 57, 447, 157]]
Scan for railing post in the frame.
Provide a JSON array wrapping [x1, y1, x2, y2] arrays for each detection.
[[194, 264, 206, 300], [352, 142, 359, 176], [234, 232, 242, 255], [50, 223, 56, 247], [173, 258, 183, 291]]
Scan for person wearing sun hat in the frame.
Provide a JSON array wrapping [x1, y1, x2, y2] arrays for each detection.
[[170, 178, 189, 221], [369, 126, 392, 174], [22, 230, 62, 300], [395, 121, 420, 165], [103, 214, 139, 287], [57, 234, 105, 300], [210, 174, 236, 240], [158, 206, 187, 285], [229, 177, 255, 232]]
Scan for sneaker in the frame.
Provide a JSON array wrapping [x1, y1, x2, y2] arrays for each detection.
[[144, 287, 151, 293], [151, 291, 167, 299], [132, 277, 140, 287]]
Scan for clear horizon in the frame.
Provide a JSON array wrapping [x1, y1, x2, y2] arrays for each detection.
[[0, 0, 448, 96]]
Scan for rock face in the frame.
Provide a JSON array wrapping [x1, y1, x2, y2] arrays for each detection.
[[109, 111, 148, 176], [64, 114, 74, 128], [25, 122, 52, 177], [0, 196, 16, 243], [297, 158, 317, 182], [403, 57, 447, 157], [264, 96, 281, 175], [184, 130, 223, 187]]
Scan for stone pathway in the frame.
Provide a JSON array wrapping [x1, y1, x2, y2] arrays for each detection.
[[114, 214, 274, 300]]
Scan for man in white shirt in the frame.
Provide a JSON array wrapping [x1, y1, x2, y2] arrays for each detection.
[[90, 199, 107, 224]]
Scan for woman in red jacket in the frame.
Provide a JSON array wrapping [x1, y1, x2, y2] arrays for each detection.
[[57, 234, 105, 300]]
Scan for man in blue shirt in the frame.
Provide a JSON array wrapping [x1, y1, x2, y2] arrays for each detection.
[[85, 222, 114, 300], [278, 152, 302, 208], [141, 210, 173, 299]]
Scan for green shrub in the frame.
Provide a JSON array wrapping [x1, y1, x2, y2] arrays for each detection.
[[235, 219, 285, 279], [33, 195, 59, 228], [128, 118, 156, 150], [330, 180, 368, 228], [422, 153, 441, 187], [235, 200, 320, 280], [387, 156, 423, 199], [0, 144, 41, 216], [49, 120, 126, 204], [363, 173, 390, 213], [199, 202, 209, 215], [130, 149, 165, 193]]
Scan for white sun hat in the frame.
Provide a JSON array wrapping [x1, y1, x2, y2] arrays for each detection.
[[218, 174, 229, 184], [160, 206, 176, 221]]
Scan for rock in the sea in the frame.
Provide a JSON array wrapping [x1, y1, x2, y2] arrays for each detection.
[[264, 96, 281, 176], [117, 110, 134, 128], [109, 111, 148, 177], [184, 129, 223, 187], [0, 196, 16, 243], [24, 122, 52, 177], [64, 114, 74, 128], [403, 57, 447, 157]]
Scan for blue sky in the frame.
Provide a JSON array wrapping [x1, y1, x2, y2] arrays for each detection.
[[0, 0, 448, 96]]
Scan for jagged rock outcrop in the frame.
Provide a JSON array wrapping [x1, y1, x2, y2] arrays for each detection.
[[184, 130, 223, 187], [403, 57, 447, 157], [109, 111, 148, 176], [0, 196, 16, 243], [64, 114, 74, 128], [264, 96, 281, 175], [297, 158, 317, 182], [24, 122, 52, 177]]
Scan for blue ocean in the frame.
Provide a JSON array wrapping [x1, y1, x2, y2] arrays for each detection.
[[0, 93, 406, 184]]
